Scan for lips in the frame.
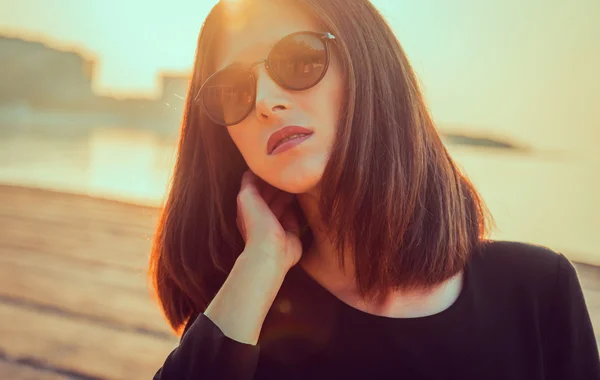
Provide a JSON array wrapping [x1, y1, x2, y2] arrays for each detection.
[[267, 126, 314, 155]]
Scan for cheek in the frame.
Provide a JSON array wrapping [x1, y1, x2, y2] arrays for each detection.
[[227, 126, 262, 163], [318, 53, 344, 114], [329, 68, 345, 120], [228, 127, 248, 155], [309, 68, 344, 132]]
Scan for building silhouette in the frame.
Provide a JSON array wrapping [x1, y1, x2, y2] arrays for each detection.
[[0, 35, 190, 138]]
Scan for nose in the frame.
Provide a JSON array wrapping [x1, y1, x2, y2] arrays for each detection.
[[254, 66, 292, 123]]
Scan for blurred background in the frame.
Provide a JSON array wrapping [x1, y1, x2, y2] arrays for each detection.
[[0, 0, 598, 378]]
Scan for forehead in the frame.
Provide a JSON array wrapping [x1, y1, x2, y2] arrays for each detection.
[[215, 1, 323, 70]]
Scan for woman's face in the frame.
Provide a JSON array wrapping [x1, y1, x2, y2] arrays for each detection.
[[214, 2, 344, 194]]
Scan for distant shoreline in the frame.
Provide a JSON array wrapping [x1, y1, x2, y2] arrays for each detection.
[[441, 131, 530, 152]]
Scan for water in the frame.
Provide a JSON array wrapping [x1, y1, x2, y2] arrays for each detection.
[[0, 128, 597, 265], [0, 129, 175, 205], [451, 147, 599, 264]]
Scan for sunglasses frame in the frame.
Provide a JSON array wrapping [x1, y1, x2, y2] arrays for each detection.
[[195, 31, 337, 126]]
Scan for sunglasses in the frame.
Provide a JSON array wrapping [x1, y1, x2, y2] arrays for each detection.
[[195, 31, 336, 126]]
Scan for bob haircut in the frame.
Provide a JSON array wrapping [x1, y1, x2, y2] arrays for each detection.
[[149, 0, 493, 334]]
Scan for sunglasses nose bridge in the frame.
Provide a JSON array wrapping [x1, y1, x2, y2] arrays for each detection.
[[249, 59, 267, 70], [254, 65, 292, 120]]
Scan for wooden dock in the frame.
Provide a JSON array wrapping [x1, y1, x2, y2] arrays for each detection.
[[0, 185, 598, 379], [0, 185, 177, 379]]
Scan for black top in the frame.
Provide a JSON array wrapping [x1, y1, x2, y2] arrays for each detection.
[[153, 241, 600, 379]]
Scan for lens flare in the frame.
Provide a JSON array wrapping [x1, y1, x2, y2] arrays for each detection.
[[221, 0, 250, 33]]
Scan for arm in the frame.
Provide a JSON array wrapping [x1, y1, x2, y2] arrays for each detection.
[[543, 253, 600, 379], [154, 170, 302, 379], [153, 252, 287, 380]]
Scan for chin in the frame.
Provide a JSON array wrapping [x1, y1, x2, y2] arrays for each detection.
[[276, 173, 321, 194], [269, 163, 325, 195]]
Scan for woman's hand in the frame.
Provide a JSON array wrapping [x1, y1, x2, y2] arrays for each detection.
[[236, 170, 303, 271], [203, 170, 303, 345]]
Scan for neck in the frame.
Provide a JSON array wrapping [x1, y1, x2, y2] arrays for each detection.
[[296, 190, 356, 291], [295, 189, 465, 318]]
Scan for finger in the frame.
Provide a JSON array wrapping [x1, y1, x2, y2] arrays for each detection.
[[243, 170, 276, 204], [269, 192, 296, 219], [238, 171, 271, 227], [241, 169, 258, 189], [236, 211, 247, 242], [257, 176, 279, 205]]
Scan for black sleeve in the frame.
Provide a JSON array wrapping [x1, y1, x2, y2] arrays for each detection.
[[543, 253, 600, 379], [153, 313, 261, 380]]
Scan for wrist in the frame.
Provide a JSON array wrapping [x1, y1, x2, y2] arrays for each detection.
[[238, 247, 292, 275]]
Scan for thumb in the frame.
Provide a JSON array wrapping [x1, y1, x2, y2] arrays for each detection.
[[237, 170, 270, 227]]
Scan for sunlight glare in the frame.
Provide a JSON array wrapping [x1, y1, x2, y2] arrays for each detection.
[[221, 0, 250, 33]]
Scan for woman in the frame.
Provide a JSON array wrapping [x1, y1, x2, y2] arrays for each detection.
[[150, 0, 600, 378]]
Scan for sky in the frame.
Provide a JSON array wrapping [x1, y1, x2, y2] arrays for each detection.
[[0, 0, 598, 154]]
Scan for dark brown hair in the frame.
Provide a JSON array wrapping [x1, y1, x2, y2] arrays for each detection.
[[149, 0, 494, 335]]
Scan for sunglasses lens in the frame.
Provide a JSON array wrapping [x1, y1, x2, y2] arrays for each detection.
[[268, 33, 328, 90], [201, 68, 254, 126]]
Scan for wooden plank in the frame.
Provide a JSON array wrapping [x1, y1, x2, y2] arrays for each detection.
[[0, 185, 158, 271], [0, 186, 158, 238], [0, 248, 171, 336], [0, 302, 177, 380], [0, 185, 183, 379], [0, 201, 157, 235], [0, 186, 158, 229], [0, 360, 75, 380], [0, 185, 159, 226], [0, 216, 151, 271]]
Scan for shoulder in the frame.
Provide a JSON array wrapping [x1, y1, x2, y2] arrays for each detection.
[[470, 240, 574, 297], [476, 239, 566, 274]]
